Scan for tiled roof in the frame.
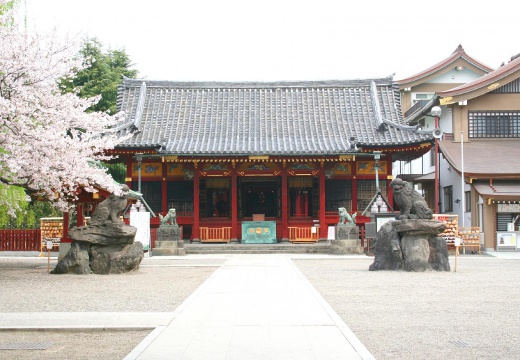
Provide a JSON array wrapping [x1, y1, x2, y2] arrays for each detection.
[[473, 182, 520, 198], [439, 139, 520, 177], [114, 77, 433, 156]]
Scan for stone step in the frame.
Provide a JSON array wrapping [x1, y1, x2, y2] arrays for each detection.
[[183, 242, 333, 255]]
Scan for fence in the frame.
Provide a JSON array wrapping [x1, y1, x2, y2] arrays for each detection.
[[0, 229, 42, 251]]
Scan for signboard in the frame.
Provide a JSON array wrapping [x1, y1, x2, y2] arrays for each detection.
[[241, 221, 277, 244], [498, 204, 520, 213], [327, 226, 335, 240], [40, 217, 63, 255], [130, 211, 150, 251], [374, 213, 398, 231], [497, 232, 517, 247]]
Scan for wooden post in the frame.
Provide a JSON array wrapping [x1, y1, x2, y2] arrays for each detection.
[[162, 162, 168, 214], [126, 157, 133, 188], [386, 154, 394, 209], [319, 169, 326, 239], [281, 168, 288, 241], [231, 169, 238, 241], [192, 169, 200, 241]]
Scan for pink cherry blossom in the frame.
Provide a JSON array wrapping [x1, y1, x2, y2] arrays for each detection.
[[0, 1, 124, 213]]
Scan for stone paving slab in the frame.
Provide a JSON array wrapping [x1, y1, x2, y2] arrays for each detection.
[[126, 256, 374, 360]]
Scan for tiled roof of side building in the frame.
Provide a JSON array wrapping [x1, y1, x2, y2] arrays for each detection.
[[114, 77, 433, 156]]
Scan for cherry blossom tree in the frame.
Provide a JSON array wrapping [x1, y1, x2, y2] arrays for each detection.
[[0, 1, 126, 214]]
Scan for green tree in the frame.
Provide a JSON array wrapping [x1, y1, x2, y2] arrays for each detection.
[[61, 38, 138, 114], [61, 38, 135, 187]]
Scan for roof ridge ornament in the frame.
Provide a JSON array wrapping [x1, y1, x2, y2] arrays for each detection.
[[369, 81, 385, 131]]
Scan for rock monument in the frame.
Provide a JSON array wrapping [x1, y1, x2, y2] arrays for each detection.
[[51, 185, 144, 274], [152, 208, 185, 256], [369, 178, 450, 272]]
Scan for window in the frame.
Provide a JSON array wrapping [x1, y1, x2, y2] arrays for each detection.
[[413, 93, 434, 104], [443, 186, 453, 212], [132, 181, 162, 214], [465, 191, 471, 212], [167, 181, 194, 216], [469, 111, 520, 138], [326, 180, 352, 212]]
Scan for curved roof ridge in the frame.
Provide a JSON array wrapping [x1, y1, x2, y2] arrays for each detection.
[[121, 77, 395, 89], [397, 45, 494, 85], [438, 55, 520, 98]]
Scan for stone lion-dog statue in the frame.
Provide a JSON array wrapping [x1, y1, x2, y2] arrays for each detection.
[[391, 178, 432, 220], [88, 185, 130, 226], [159, 208, 178, 226], [338, 207, 356, 225]]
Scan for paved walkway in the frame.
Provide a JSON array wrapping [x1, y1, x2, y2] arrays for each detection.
[[126, 255, 374, 360]]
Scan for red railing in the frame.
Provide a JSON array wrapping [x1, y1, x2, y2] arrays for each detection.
[[0, 229, 42, 251]]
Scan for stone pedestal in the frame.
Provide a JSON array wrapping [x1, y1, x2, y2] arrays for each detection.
[[331, 225, 364, 254], [52, 223, 143, 275], [152, 225, 186, 256], [153, 239, 186, 256], [335, 224, 359, 240]]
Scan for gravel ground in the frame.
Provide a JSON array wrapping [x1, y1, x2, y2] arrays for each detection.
[[1, 254, 520, 360], [0, 256, 221, 360], [295, 255, 520, 360]]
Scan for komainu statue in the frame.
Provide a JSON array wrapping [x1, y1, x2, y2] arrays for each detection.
[[159, 208, 178, 227], [337, 207, 356, 225], [87, 185, 130, 226], [390, 178, 432, 220]]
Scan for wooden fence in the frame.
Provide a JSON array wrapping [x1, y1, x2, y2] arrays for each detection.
[[1, 226, 371, 251], [0, 229, 42, 251], [288, 226, 320, 243], [200, 227, 232, 243]]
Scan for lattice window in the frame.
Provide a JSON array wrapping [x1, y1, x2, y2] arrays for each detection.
[[325, 179, 352, 212], [132, 181, 162, 214], [469, 111, 520, 138]]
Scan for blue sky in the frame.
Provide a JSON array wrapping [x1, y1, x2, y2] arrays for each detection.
[[21, 0, 520, 82]]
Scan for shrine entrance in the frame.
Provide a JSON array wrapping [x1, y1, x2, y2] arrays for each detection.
[[238, 177, 280, 218]]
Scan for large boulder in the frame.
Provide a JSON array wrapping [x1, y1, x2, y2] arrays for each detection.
[[51, 185, 144, 275], [51, 241, 92, 275], [369, 219, 450, 272], [90, 242, 144, 274], [68, 223, 137, 245]]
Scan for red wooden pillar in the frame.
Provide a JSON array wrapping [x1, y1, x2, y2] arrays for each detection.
[[192, 167, 200, 241], [281, 167, 288, 241], [76, 204, 84, 228], [61, 211, 71, 243], [386, 154, 394, 209], [231, 169, 238, 241], [352, 158, 358, 214], [126, 156, 133, 188], [161, 162, 167, 215], [352, 178, 358, 213], [319, 169, 327, 239]]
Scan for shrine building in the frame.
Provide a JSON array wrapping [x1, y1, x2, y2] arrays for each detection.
[[109, 77, 433, 242]]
